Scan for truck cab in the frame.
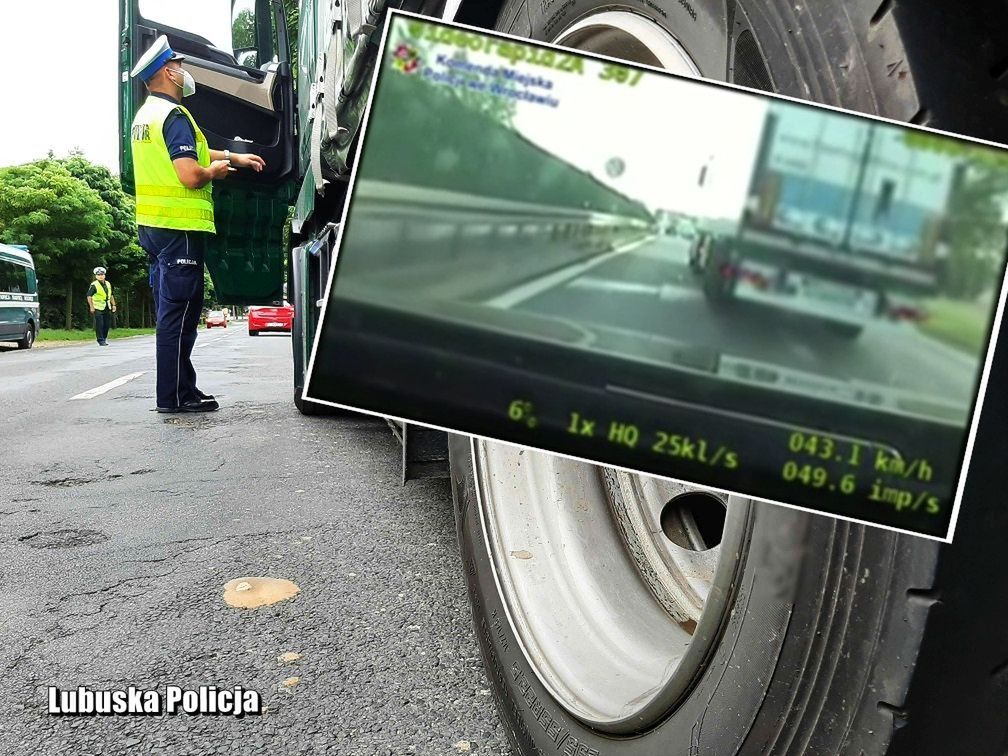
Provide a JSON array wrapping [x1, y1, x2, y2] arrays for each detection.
[[118, 0, 453, 410], [119, 0, 299, 307]]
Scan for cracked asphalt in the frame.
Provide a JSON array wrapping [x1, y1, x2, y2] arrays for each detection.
[[0, 325, 513, 755]]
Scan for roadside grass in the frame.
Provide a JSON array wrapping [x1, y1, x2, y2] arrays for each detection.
[[918, 297, 991, 355], [38, 328, 156, 342]]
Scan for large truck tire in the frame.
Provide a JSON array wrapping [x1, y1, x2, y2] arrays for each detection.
[[701, 239, 734, 305], [447, 1, 1008, 754], [452, 438, 926, 754]]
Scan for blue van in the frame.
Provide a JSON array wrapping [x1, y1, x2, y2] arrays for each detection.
[[0, 244, 40, 349]]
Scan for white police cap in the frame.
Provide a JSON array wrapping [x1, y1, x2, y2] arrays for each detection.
[[94, 267, 107, 275], [130, 35, 185, 82]]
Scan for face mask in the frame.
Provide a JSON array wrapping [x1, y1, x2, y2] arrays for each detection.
[[167, 67, 196, 98]]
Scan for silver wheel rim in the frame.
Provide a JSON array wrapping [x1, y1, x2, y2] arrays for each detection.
[[553, 10, 701, 77], [473, 438, 750, 733]]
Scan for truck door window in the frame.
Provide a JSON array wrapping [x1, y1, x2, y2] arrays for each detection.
[[138, 0, 278, 70], [138, 0, 234, 56]]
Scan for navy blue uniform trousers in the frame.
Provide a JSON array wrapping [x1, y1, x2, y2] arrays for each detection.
[[138, 226, 206, 409]]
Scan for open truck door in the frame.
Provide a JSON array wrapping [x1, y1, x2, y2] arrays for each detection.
[[118, 0, 297, 305]]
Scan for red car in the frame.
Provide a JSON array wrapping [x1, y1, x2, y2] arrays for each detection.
[[248, 303, 294, 336], [205, 309, 228, 329]]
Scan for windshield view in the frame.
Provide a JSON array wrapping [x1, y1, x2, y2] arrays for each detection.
[[309, 15, 1008, 539], [138, 0, 275, 67]]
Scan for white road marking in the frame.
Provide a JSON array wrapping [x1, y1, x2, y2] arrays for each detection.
[[567, 278, 661, 296], [70, 372, 146, 400], [195, 334, 231, 349], [485, 236, 653, 309], [564, 277, 703, 304]]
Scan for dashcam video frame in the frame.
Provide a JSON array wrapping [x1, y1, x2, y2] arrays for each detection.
[[305, 11, 1008, 542]]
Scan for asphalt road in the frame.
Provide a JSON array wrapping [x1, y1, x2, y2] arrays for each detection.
[[498, 236, 980, 410], [0, 324, 512, 755]]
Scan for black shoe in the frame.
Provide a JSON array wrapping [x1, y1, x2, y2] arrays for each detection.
[[196, 389, 215, 401], [100, 341, 108, 346], [156, 406, 179, 414], [178, 399, 219, 412]]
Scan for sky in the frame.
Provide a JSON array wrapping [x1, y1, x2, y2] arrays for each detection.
[[511, 65, 768, 218], [1, 0, 235, 173]]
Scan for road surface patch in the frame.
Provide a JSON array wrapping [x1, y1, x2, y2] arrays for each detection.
[[222, 577, 300, 608], [19, 529, 109, 549], [32, 476, 93, 488]]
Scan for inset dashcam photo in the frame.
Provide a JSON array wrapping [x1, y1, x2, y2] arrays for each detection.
[[305, 15, 1007, 540]]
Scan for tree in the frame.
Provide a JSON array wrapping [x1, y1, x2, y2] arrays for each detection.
[[285, 1, 299, 73], [0, 160, 111, 328], [905, 132, 1008, 299], [62, 154, 150, 326], [940, 164, 1008, 299]]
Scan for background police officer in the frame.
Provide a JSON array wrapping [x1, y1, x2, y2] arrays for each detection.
[[129, 36, 264, 414], [87, 266, 116, 346]]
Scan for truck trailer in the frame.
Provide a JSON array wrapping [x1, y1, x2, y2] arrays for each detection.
[[693, 100, 957, 338], [118, 2, 1008, 753]]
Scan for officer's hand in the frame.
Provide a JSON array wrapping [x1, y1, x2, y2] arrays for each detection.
[[208, 160, 232, 180], [234, 153, 266, 172]]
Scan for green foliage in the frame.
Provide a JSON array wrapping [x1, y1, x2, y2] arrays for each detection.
[[905, 130, 1008, 167], [359, 63, 650, 221], [0, 159, 112, 328], [941, 164, 1008, 299], [0, 154, 164, 329], [391, 25, 516, 128], [204, 268, 218, 308], [0, 159, 110, 268], [38, 327, 156, 342], [232, 8, 256, 51], [285, 0, 299, 73], [917, 297, 991, 355], [904, 131, 1008, 299]]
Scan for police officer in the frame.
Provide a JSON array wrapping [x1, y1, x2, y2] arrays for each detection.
[[87, 267, 116, 346], [129, 36, 265, 413]]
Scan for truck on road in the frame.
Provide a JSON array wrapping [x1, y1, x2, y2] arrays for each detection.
[[691, 100, 958, 338], [118, 2, 1008, 754]]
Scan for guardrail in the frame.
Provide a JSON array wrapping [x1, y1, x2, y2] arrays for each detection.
[[334, 180, 653, 303]]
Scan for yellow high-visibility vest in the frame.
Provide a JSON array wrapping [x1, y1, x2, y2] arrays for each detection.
[[91, 280, 112, 310], [130, 96, 215, 233]]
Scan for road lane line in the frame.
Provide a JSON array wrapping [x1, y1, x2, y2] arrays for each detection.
[[70, 372, 146, 400], [485, 236, 654, 309], [195, 335, 231, 349]]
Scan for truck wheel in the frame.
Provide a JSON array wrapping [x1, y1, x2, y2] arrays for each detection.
[[451, 431, 1008, 755], [451, 437, 941, 754], [700, 239, 734, 305], [443, 2, 1008, 754]]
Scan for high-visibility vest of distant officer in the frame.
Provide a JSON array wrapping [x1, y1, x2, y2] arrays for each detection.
[[87, 266, 116, 346]]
